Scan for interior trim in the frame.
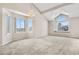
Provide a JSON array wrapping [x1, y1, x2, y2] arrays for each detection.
[[41, 3, 73, 14]]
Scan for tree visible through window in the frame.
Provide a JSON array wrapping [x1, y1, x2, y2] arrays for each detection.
[[55, 14, 69, 32], [16, 17, 32, 32], [16, 17, 25, 32], [28, 19, 32, 32]]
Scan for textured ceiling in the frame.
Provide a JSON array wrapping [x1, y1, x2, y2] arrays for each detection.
[[0, 3, 79, 21], [34, 3, 63, 12], [34, 3, 79, 21]]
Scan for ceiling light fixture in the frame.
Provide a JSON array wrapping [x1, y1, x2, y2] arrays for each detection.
[[27, 4, 35, 18]]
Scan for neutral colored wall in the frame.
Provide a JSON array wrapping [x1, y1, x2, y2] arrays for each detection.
[[48, 4, 79, 38], [32, 6, 48, 38], [12, 16, 29, 41], [48, 17, 79, 38], [11, 5, 48, 40], [1, 8, 29, 45], [69, 18, 79, 38], [13, 32, 28, 41], [1, 3, 31, 42], [11, 14, 29, 41], [0, 3, 47, 45], [2, 8, 14, 45], [0, 3, 31, 45], [10, 5, 48, 40], [0, 9, 2, 46], [48, 21, 70, 37], [0, 3, 31, 14]]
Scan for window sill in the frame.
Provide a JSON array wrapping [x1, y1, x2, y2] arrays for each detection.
[[15, 32, 26, 33], [54, 31, 70, 33]]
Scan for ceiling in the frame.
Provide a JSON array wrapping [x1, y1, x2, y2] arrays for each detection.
[[34, 3, 63, 12], [33, 3, 79, 21], [0, 3, 31, 14], [0, 3, 79, 21]]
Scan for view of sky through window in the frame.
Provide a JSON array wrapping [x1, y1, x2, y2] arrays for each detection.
[[16, 17, 25, 28], [28, 19, 32, 27], [57, 14, 69, 26]]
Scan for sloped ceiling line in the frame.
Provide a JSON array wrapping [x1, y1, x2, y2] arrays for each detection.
[[41, 3, 73, 14], [32, 3, 73, 21], [32, 3, 49, 21]]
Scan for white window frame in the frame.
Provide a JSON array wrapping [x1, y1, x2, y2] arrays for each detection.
[[6, 15, 11, 34], [28, 19, 32, 33], [15, 17, 26, 32], [54, 14, 70, 33]]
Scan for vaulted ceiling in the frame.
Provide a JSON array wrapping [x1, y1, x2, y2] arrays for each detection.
[[0, 3, 79, 21], [33, 3, 63, 12], [33, 3, 79, 21]]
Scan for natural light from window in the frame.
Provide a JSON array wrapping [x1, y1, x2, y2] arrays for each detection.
[[16, 17, 25, 32], [55, 14, 69, 32], [6, 16, 11, 33], [28, 19, 32, 32]]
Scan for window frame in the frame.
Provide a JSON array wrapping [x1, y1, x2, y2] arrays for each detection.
[[54, 14, 70, 33], [6, 15, 11, 34], [28, 19, 32, 33], [15, 17, 26, 32]]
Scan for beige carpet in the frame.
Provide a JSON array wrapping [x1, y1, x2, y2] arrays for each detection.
[[0, 36, 79, 55]]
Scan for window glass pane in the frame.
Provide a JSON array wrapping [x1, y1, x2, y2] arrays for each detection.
[[16, 19, 20, 28], [16, 17, 25, 32], [56, 14, 66, 22], [6, 16, 10, 33], [56, 14, 69, 32], [20, 19, 25, 28], [28, 19, 32, 32]]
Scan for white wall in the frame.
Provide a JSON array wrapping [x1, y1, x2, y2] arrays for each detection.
[[48, 17, 79, 38], [32, 6, 48, 38], [7, 5, 48, 41], [2, 8, 14, 45], [0, 3, 48, 45], [0, 3, 31, 45], [69, 18, 79, 38], [0, 3, 31, 14], [48, 4, 79, 38], [13, 16, 28, 41], [0, 8, 2, 46]]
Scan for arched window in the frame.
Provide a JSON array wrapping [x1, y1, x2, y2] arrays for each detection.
[[55, 14, 69, 32]]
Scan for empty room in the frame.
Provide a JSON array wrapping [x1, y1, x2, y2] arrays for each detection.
[[0, 3, 79, 55]]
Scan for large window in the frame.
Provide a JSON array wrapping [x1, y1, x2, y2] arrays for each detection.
[[55, 14, 69, 32], [6, 16, 11, 33], [16, 17, 32, 32], [28, 19, 32, 32], [16, 17, 25, 32]]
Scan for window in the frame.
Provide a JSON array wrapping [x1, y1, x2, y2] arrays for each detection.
[[6, 16, 11, 33], [16, 17, 25, 32], [28, 19, 32, 32], [55, 14, 69, 32]]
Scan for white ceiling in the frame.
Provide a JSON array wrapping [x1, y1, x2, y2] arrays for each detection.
[[34, 3, 79, 21], [0, 3, 31, 14], [34, 3, 63, 12], [0, 3, 79, 21]]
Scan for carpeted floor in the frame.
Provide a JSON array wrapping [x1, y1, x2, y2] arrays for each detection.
[[0, 36, 79, 55]]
